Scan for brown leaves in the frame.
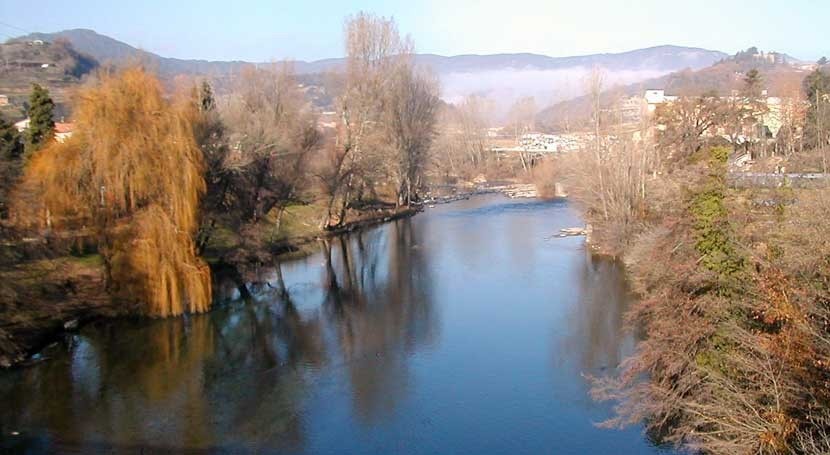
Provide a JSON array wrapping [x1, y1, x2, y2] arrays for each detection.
[[18, 67, 211, 317]]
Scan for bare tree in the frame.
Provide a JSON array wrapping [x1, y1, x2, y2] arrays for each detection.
[[318, 12, 420, 229], [222, 64, 320, 228], [655, 92, 731, 162], [385, 65, 440, 206], [588, 66, 609, 220], [429, 95, 496, 181], [507, 97, 537, 172]]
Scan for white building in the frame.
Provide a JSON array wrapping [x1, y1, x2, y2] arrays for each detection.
[[644, 90, 678, 113], [14, 118, 30, 132], [13, 118, 74, 142]]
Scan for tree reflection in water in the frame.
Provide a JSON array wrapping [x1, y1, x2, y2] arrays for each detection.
[[560, 252, 634, 374], [322, 219, 436, 423], [0, 217, 437, 452]]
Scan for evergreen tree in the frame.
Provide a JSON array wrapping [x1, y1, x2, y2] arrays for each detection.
[[742, 69, 763, 98], [25, 83, 55, 155], [818, 56, 828, 66], [0, 114, 23, 161], [0, 114, 23, 218]]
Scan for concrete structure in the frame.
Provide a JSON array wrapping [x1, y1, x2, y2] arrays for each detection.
[[492, 132, 592, 155], [761, 97, 783, 138], [644, 89, 678, 113]]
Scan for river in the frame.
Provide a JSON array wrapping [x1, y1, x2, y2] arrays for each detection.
[[0, 194, 673, 454]]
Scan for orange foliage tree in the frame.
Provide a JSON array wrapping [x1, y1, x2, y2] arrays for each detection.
[[21, 67, 211, 317]]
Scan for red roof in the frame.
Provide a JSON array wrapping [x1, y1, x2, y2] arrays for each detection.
[[54, 122, 74, 134]]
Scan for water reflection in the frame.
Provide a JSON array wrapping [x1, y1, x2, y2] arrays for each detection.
[[562, 252, 633, 373], [322, 220, 436, 423], [0, 196, 669, 454], [0, 218, 436, 452]]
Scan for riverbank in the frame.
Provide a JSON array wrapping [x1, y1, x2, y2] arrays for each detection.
[[0, 255, 122, 368], [0, 181, 549, 368], [569, 155, 830, 452], [0, 202, 423, 368], [0, 193, 664, 454], [0, 184, 542, 368]]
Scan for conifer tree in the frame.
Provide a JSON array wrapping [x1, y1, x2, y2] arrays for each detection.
[[0, 114, 23, 218], [25, 83, 55, 155]]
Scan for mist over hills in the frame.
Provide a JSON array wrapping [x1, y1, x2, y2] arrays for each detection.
[[14, 29, 728, 113], [536, 49, 815, 131]]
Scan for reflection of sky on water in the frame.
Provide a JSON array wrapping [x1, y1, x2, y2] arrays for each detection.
[[0, 194, 673, 454]]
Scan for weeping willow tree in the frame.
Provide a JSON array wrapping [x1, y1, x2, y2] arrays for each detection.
[[21, 67, 211, 317]]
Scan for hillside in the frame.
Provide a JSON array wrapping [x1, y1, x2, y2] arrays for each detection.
[[537, 49, 815, 132], [17, 29, 248, 78], [0, 38, 98, 120]]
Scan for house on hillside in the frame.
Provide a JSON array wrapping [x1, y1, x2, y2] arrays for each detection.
[[54, 122, 74, 142], [13, 118, 75, 142], [0, 95, 8, 106], [644, 89, 678, 113], [14, 118, 29, 132]]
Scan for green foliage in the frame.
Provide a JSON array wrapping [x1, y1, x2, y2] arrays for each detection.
[[0, 114, 24, 218], [0, 114, 23, 161], [690, 147, 744, 286], [694, 329, 740, 376], [24, 83, 55, 156]]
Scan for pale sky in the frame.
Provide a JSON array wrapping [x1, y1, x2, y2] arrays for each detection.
[[1, 0, 828, 62]]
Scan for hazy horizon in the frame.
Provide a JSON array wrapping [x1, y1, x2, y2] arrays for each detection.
[[2, 0, 828, 62]]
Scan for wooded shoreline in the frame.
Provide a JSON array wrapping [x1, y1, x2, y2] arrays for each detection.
[[0, 204, 422, 369], [0, 184, 541, 369]]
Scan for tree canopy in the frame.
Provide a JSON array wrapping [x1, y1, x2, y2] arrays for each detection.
[[21, 67, 211, 317], [25, 83, 55, 156]]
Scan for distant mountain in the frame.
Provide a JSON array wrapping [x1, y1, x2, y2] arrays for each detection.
[[16, 29, 726, 76], [11, 29, 730, 115], [295, 46, 727, 75]]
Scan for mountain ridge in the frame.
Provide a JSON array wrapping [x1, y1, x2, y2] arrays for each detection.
[[13, 29, 728, 76]]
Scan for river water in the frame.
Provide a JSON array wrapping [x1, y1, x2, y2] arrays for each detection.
[[0, 194, 672, 454]]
